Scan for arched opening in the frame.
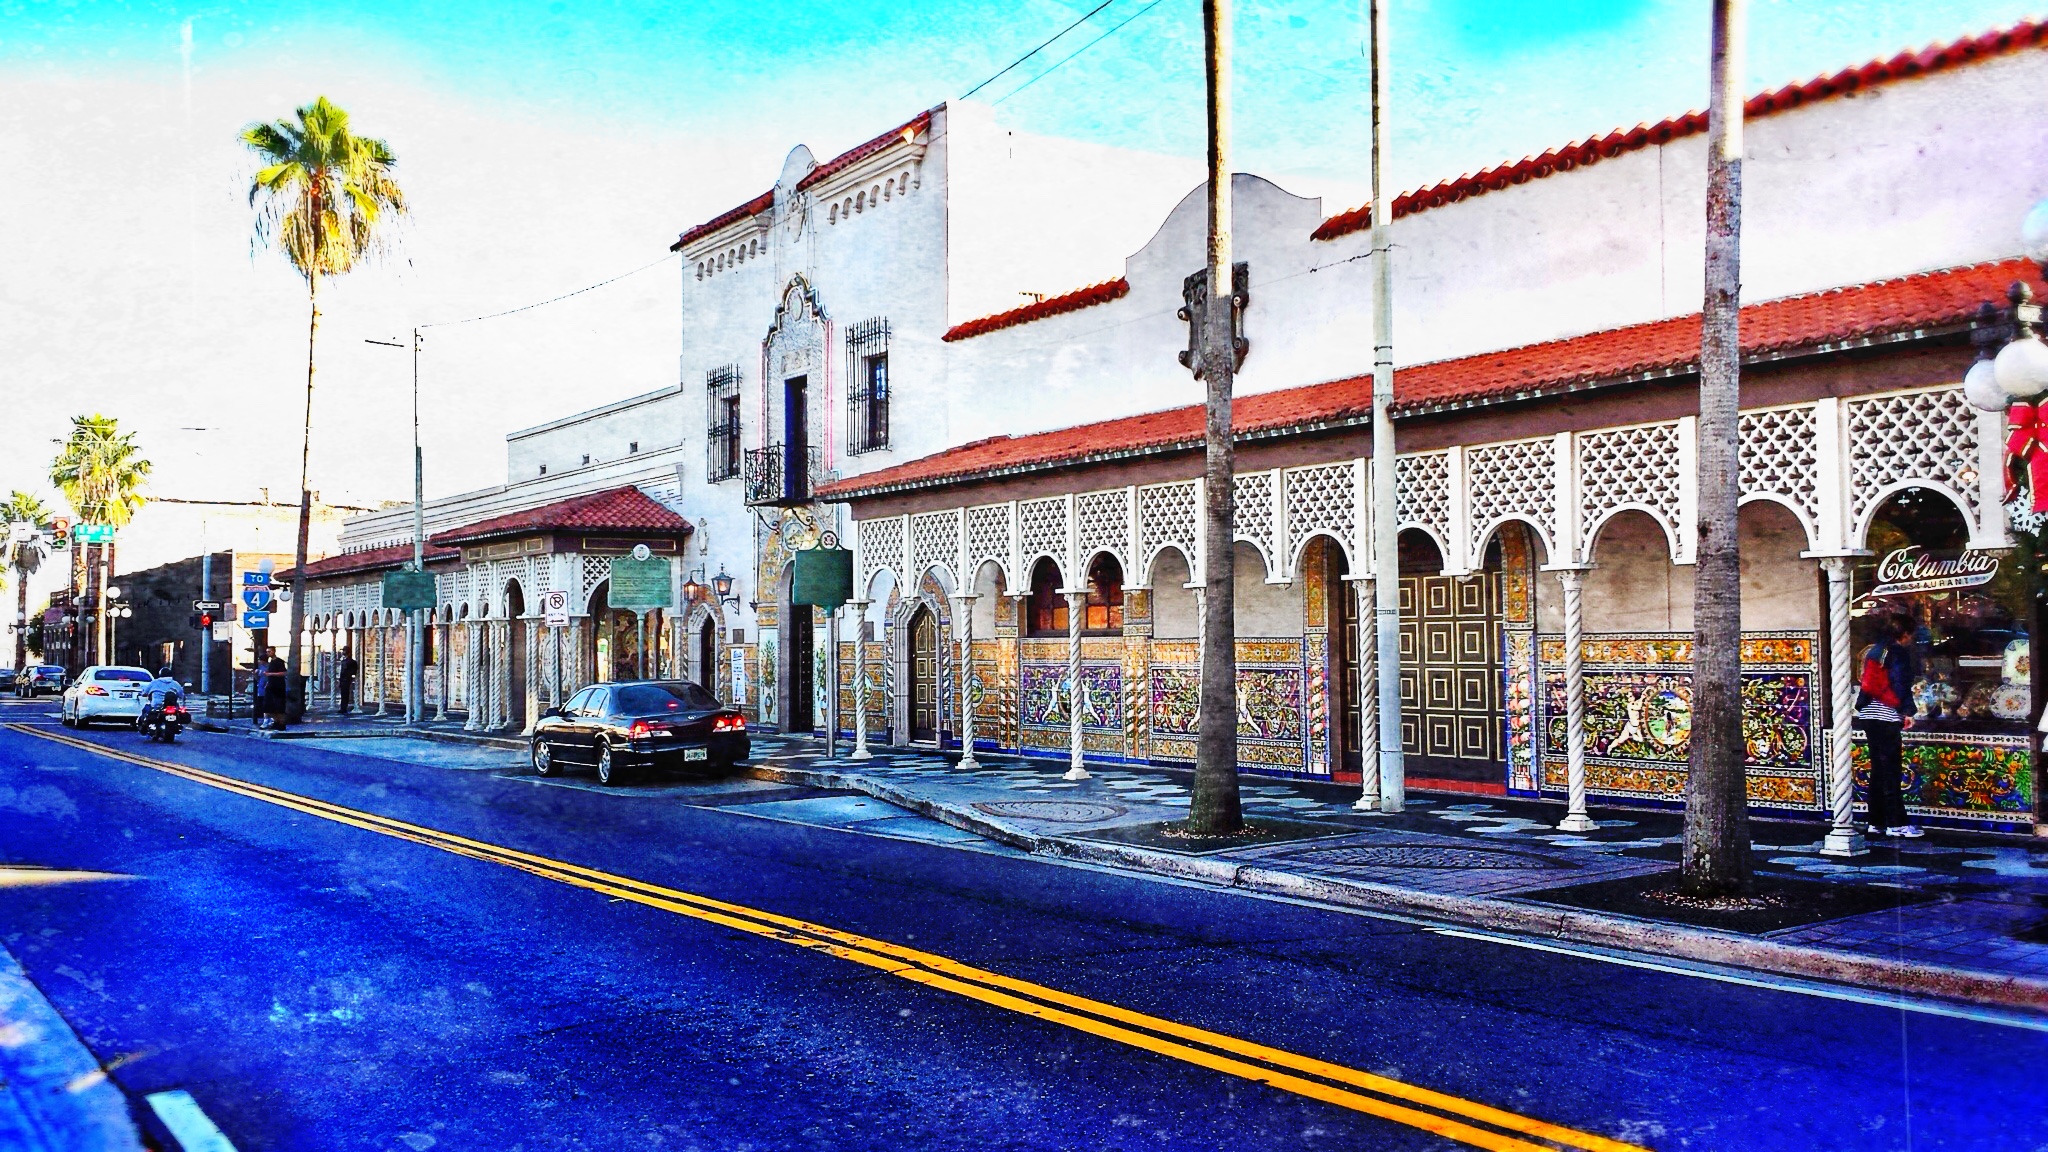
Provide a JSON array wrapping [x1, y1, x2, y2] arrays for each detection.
[[697, 617, 718, 695], [504, 581, 527, 728], [908, 603, 939, 743], [1082, 553, 1125, 634], [1585, 510, 1688, 631], [1027, 557, 1066, 637], [1399, 528, 1505, 785], [1304, 536, 1362, 781], [1149, 549, 1197, 639]]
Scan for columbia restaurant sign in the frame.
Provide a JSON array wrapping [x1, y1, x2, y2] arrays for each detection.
[[1868, 546, 2000, 597]]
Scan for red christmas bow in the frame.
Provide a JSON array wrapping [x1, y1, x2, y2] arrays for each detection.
[[2007, 401, 2048, 512]]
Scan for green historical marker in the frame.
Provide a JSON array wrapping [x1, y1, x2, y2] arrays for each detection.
[[609, 550, 674, 610], [381, 570, 437, 611], [792, 547, 853, 611]]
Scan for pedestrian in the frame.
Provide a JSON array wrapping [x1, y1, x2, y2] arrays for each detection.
[[264, 653, 291, 732], [337, 648, 359, 715], [249, 652, 270, 730], [1854, 609, 1922, 838]]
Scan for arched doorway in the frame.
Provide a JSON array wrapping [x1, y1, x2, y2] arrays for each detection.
[[504, 582, 527, 728], [909, 603, 939, 743], [1399, 529, 1504, 784], [1308, 537, 1363, 782], [779, 565, 814, 733], [697, 618, 717, 694]]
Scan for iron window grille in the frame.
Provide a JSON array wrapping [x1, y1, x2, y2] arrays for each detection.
[[847, 318, 890, 454], [706, 365, 742, 481]]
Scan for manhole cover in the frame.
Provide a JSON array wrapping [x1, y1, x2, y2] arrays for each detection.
[[974, 799, 1129, 823], [1276, 843, 1571, 870]]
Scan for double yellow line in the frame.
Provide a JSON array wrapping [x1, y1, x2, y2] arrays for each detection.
[[10, 723, 1649, 1152]]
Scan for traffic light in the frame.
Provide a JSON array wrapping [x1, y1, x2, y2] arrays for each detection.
[[46, 518, 69, 549], [198, 613, 214, 630]]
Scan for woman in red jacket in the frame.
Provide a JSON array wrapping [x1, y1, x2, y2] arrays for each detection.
[[1853, 610, 1922, 838]]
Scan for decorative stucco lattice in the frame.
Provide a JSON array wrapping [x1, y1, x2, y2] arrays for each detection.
[[965, 505, 1012, 585], [909, 509, 961, 583], [858, 517, 906, 587], [1739, 405, 1820, 531], [1233, 471, 1276, 569], [1466, 439, 1556, 562], [1018, 498, 1070, 575], [1138, 481, 1197, 577], [1395, 451, 1451, 549], [1847, 387, 1978, 535], [1579, 422, 1684, 556], [581, 554, 610, 611], [1075, 489, 1131, 569], [1284, 463, 1358, 568]]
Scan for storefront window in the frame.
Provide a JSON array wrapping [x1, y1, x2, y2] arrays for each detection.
[[1855, 487, 2030, 735]]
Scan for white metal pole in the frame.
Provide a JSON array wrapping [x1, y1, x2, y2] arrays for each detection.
[[1368, 0, 1404, 812]]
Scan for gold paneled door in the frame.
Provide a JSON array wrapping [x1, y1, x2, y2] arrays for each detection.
[[1398, 572, 1503, 784], [910, 607, 939, 743]]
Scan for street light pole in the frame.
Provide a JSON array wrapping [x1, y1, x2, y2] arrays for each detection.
[[1367, 0, 1405, 813], [370, 330, 429, 725]]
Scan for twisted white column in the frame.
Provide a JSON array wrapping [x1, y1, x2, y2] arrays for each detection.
[[494, 620, 513, 730], [957, 593, 979, 769], [373, 625, 389, 717], [1064, 591, 1089, 781], [1558, 569, 1595, 832], [462, 623, 482, 731], [1820, 556, 1868, 856], [1352, 577, 1382, 811], [849, 600, 872, 760], [434, 623, 450, 722]]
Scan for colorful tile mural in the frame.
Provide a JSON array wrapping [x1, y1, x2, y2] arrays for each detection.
[[1021, 662, 1123, 733], [1851, 731, 2035, 824], [1504, 628, 1537, 793], [1536, 630, 1822, 809], [1148, 642, 1310, 772]]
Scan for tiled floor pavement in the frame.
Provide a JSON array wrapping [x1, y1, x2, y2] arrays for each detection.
[[755, 735, 2048, 985]]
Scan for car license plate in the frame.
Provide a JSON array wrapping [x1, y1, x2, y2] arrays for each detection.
[[116, 691, 135, 699], [684, 747, 709, 762]]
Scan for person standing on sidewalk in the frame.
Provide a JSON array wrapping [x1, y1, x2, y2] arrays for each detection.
[[1854, 610, 1922, 838], [263, 654, 290, 732], [337, 648, 359, 715]]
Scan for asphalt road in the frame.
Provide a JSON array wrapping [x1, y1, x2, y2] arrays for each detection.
[[1, 695, 2043, 1152]]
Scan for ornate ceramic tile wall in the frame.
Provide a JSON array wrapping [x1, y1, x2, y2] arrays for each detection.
[[1019, 661, 1124, 753], [1851, 731, 2035, 825], [1537, 632, 1822, 809], [1148, 638, 1308, 771]]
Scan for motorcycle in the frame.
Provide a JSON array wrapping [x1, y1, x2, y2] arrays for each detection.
[[138, 700, 187, 744]]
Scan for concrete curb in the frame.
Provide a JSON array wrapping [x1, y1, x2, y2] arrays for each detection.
[[193, 719, 525, 751], [0, 946, 145, 1152], [748, 759, 2048, 1014]]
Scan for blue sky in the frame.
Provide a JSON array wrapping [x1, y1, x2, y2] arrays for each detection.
[[5, 0, 2040, 198]]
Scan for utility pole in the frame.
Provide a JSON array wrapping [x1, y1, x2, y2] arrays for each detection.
[[1367, 0, 1404, 812], [410, 326, 425, 725], [1187, 0, 1243, 835], [1684, 0, 1754, 896]]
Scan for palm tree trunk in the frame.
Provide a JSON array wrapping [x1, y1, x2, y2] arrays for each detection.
[[288, 273, 317, 709], [1188, 0, 1242, 835], [1683, 0, 1753, 897]]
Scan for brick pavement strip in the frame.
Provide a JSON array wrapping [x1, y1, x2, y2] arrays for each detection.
[[0, 944, 145, 1152], [745, 743, 2048, 1015]]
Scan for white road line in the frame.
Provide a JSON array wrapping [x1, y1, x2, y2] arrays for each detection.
[[145, 1089, 238, 1151]]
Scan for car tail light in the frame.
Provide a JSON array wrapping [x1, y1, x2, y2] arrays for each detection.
[[84, 686, 107, 696], [629, 720, 670, 738], [712, 714, 744, 733]]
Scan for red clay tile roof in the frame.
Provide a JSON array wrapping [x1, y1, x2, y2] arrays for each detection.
[[671, 112, 932, 252], [943, 278, 1131, 342], [1313, 20, 2048, 242], [819, 258, 2043, 500], [428, 486, 692, 547], [279, 542, 460, 583]]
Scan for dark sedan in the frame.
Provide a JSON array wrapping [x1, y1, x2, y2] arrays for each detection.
[[530, 680, 750, 785], [16, 665, 66, 698]]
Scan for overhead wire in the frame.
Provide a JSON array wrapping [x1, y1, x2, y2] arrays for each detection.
[[419, 251, 679, 330], [960, 0, 1118, 100], [993, 0, 1179, 107]]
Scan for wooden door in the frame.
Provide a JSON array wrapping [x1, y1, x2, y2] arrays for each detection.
[[910, 607, 939, 743], [1398, 572, 1503, 783], [1329, 547, 1363, 781], [787, 606, 814, 733]]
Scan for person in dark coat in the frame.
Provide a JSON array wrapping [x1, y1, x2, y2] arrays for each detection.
[[263, 654, 290, 732], [1854, 610, 1922, 838], [249, 653, 270, 729], [337, 649, 359, 715]]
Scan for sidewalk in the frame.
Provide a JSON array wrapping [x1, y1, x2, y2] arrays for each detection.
[[193, 699, 525, 750], [0, 944, 143, 1152], [745, 735, 2048, 1013]]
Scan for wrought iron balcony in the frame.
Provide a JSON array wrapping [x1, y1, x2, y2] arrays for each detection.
[[744, 444, 825, 507]]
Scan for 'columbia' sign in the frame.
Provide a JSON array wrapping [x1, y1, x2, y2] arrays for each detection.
[[1869, 546, 1999, 597]]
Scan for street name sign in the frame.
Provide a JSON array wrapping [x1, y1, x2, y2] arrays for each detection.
[[73, 524, 114, 544], [381, 570, 437, 611], [608, 556, 672, 610], [193, 600, 222, 612]]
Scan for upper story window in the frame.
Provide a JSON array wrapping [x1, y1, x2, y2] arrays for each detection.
[[1027, 558, 1065, 637], [847, 318, 890, 455], [706, 365, 742, 481], [1083, 554, 1124, 633]]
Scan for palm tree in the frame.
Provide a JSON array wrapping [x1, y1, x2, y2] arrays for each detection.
[[2, 491, 51, 673], [50, 416, 151, 666], [1684, 0, 1754, 897], [242, 96, 407, 694]]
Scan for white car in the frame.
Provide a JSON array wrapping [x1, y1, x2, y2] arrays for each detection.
[[61, 666, 154, 728]]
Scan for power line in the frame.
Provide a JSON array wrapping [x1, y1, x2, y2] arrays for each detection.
[[419, 251, 679, 330], [993, 0, 1177, 107], [961, 0, 1117, 100]]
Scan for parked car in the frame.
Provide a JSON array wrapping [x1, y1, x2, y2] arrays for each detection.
[[0, 668, 15, 692], [17, 665, 66, 698], [530, 680, 749, 786], [61, 666, 153, 727]]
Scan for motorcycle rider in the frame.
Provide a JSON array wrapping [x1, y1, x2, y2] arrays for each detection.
[[139, 666, 183, 734]]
